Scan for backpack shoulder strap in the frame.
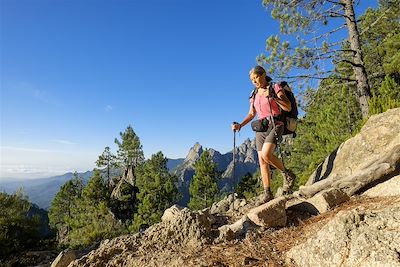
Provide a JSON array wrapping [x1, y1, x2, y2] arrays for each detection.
[[269, 82, 278, 98], [249, 88, 257, 100], [279, 81, 292, 92]]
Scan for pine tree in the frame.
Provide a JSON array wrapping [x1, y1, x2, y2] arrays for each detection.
[[235, 172, 262, 199], [114, 125, 144, 168], [359, 1, 400, 90], [96, 146, 118, 184], [258, 0, 372, 118], [188, 150, 219, 210], [130, 152, 179, 232], [110, 125, 144, 222], [48, 173, 83, 244], [82, 170, 109, 205], [52, 170, 126, 248], [0, 191, 41, 258], [369, 75, 400, 115], [67, 200, 124, 248]]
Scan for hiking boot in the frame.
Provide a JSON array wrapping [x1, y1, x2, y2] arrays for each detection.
[[282, 169, 296, 192], [256, 189, 274, 206]]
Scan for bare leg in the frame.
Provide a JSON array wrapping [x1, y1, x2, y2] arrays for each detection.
[[260, 142, 296, 194], [257, 151, 271, 189], [260, 142, 285, 171]]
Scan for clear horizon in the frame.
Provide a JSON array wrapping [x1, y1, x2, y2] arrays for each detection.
[[0, 0, 377, 180]]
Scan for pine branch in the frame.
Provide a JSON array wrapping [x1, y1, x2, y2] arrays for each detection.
[[325, 0, 345, 5], [278, 72, 356, 82], [360, 7, 392, 35], [322, 80, 357, 88], [307, 24, 346, 43], [286, 40, 345, 52], [319, 49, 356, 57], [334, 59, 364, 68], [369, 72, 386, 79], [329, 11, 349, 19]]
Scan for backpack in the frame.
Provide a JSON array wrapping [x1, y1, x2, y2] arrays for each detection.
[[250, 81, 299, 136]]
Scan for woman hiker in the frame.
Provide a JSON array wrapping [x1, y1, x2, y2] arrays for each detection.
[[231, 65, 296, 204]]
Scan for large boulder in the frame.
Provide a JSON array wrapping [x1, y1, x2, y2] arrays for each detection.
[[301, 108, 400, 198], [217, 215, 257, 241], [210, 194, 247, 215], [363, 175, 400, 197], [307, 188, 350, 213], [155, 205, 214, 248], [50, 250, 76, 267], [247, 197, 287, 227], [69, 205, 214, 267], [286, 199, 400, 267]]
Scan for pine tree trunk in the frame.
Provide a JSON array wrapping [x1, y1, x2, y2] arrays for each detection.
[[342, 0, 371, 119]]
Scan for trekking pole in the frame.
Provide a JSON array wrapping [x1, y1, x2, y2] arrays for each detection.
[[232, 121, 239, 211], [267, 97, 279, 149], [267, 94, 285, 164], [266, 95, 281, 185]]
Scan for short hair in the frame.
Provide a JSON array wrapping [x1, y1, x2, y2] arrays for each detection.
[[249, 66, 272, 82]]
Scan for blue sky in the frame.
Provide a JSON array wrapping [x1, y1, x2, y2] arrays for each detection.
[[0, 0, 378, 179]]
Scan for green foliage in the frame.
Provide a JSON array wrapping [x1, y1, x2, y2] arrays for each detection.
[[114, 125, 145, 168], [109, 125, 144, 222], [67, 199, 125, 248], [188, 150, 219, 210], [130, 152, 179, 232], [360, 2, 400, 90], [369, 75, 400, 115], [283, 79, 362, 186], [96, 146, 118, 182], [259, 0, 356, 78], [359, 3, 400, 115], [49, 171, 127, 248], [235, 172, 262, 199], [0, 191, 41, 258], [382, 34, 400, 77], [48, 173, 83, 245], [82, 170, 109, 205]]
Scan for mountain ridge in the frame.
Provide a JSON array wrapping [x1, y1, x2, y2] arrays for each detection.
[[0, 140, 258, 209]]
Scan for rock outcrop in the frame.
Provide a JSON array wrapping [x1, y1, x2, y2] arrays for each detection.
[[110, 165, 136, 199], [363, 174, 400, 197], [68, 205, 214, 267], [301, 108, 400, 198], [286, 198, 400, 267]]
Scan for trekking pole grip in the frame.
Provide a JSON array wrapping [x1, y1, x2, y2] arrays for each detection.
[[233, 121, 239, 132]]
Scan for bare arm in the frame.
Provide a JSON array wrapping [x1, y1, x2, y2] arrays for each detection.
[[232, 104, 256, 131]]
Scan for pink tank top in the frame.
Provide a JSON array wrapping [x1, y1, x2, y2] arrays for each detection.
[[250, 83, 283, 121]]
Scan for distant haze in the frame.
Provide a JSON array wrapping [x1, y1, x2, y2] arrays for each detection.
[[0, 146, 97, 180]]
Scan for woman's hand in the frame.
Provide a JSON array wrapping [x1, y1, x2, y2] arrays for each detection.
[[231, 123, 241, 132]]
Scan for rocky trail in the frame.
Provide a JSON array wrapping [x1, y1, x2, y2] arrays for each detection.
[[183, 195, 400, 267]]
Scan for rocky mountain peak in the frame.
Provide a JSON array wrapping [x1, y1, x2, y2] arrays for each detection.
[[185, 142, 203, 163]]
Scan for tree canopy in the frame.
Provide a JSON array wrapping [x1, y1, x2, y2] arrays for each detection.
[[188, 150, 219, 210], [130, 152, 180, 232]]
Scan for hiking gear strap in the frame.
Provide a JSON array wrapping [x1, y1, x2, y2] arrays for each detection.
[[267, 95, 278, 139]]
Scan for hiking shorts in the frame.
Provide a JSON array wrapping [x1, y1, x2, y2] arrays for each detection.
[[255, 123, 284, 151]]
